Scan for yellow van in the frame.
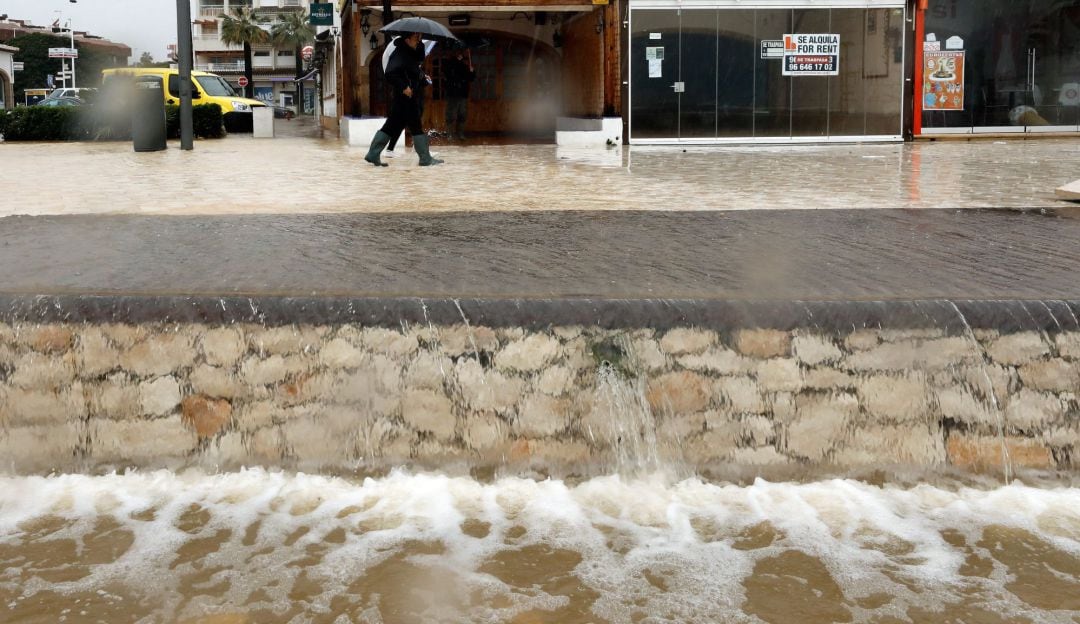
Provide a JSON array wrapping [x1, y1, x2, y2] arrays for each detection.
[[101, 67, 266, 132]]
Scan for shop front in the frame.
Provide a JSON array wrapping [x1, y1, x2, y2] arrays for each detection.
[[916, 0, 1080, 135], [628, 0, 907, 143]]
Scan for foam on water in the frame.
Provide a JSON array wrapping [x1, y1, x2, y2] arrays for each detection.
[[1, 470, 1079, 623]]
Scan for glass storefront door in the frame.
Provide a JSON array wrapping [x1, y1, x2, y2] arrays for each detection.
[[920, 0, 1080, 134], [629, 2, 906, 143]]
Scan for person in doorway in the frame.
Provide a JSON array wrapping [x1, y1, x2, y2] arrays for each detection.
[[365, 32, 443, 167], [443, 48, 475, 140]]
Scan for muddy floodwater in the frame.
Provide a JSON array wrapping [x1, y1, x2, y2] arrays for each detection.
[[1, 470, 1078, 623]]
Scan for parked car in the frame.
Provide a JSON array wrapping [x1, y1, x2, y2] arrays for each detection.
[[37, 96, 83, 107], [272, 106, 295, 120], [45, 87, 96, 101], [100, 67, 267, 132]]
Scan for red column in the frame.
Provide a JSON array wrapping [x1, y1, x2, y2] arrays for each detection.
[[913, 0, 927, 136]]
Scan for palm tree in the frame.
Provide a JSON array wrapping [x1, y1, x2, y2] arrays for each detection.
[[271, 10, 315, 115], [220, 6, 268, 98]]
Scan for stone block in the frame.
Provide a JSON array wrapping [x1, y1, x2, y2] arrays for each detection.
[[730, 446, 788, 466], [715, 376, 765, 414], [792, 334, 844, 366], [100, 324, 147, 349], [553, 326, 584, 340], [536, 365, 575, 396], [678, 348, 750, 375], [239, 354, 312, 387], [946, 434, 1054, 472], [495, 334, 561, 373], [190, 365, 250, 399], [362, 327, 419, 358], [741, 416, 776, 446], [658, 412, 706, 443], [510, 439, 591, 466], [201, 327, 247, 367], [756, 359, 804, 392], [320, 338, 367, 369], [20, 325, 75, 353], [834, 424, 945, 467], [935, 387, 994, 426], [9, 353, 76, 389], [464, 415, 504, 451], [628, 337, 668, 372], [401, 390, 457, 440], [1004, 390, 1065, 431], [0, 423, 84, 472], [957, 364, 1014, 405], [733, 329, 791, 359], [138, 376, 182, 417], [857, 374, 931, 423], [786, 392, 858, 460], [248, 326, 321, 356], [89, 376, 141, 420], [802, 368, 856, 390], [515, 393, 570, 437], [456, 359, 523, 412], [684, 425, 740, 463], [181, 395, 233, 439], [647, 371, 711, 414], [3, 385, 87, 425], [562, 337, 595, 373], [282, 417, 350, 463], [1055, 333, 1080, 359], [986, 332, 1050, 366], [75, 328, 121, 378], [90, 416, 197, 464], [199, 431, 249, 467], [438, 324, 499, 357], [120, 333, 196, 376], [1018, 359, 1080, 393], [659, 328, 717, 356], [770, 392, 796, 423], [844, 330, 880, 352], [878, 329, 944, 342], [404, 352, 453, 391], [251, 427, 285, 461], [845, 338, 979, 372]]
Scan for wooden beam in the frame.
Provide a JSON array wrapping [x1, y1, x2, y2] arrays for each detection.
[[602, 0, 620, 117]]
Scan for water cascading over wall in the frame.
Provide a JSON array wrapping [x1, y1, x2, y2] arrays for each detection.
[[1, 297, 1077, 479]]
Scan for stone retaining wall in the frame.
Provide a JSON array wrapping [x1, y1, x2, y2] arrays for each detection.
[[0, 322, 1077, 477]]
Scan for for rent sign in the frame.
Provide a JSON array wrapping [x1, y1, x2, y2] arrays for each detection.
[[782, 34, 840, 76]]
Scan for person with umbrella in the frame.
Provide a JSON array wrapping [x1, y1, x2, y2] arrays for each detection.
[[381, 37, 437, 159], [364, 32, 441, 166]]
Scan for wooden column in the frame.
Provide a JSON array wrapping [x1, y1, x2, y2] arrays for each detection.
[[602, 0, 621, 117]]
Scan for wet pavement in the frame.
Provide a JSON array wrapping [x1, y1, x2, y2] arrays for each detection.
[[1, 135, 1078, 216]]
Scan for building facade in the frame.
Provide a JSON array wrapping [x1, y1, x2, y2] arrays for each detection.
[[0, 44, 15, 110], [192, 0, 319, 113], [337, 0, 1080, 143]]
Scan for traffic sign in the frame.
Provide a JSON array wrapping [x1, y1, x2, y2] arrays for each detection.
[[302, 45, 314, 61], [48, 47, 78, 59], [12, 62, 23, 71], [237, 76, 249, 87]]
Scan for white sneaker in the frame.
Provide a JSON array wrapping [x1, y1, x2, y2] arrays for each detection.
[[383, 149, 396, 158]]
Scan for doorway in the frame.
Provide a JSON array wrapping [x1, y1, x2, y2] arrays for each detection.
[[628, 2, 907, 143]]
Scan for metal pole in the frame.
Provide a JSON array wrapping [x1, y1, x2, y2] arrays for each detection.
[[70, 22, 76, 90], [177, 0, 194, 150]]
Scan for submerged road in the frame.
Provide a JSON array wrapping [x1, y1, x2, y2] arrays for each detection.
[[2, 208, 1079, 302]]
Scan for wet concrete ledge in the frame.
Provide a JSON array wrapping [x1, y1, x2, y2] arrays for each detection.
[[1, 294, 1079, 333]]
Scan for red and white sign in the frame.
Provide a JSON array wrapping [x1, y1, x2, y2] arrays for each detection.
[[302, 45, 314, 61], [237, 76, 249, 87]]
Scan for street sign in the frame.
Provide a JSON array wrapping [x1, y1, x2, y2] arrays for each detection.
[[237, 76, 249, 87], [48, 47, 78, 59], [301, 45, 314, 61], [12, 62, 23, 71]]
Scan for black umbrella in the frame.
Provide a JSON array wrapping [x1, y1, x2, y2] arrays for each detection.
[[380, 16, 459, 41]]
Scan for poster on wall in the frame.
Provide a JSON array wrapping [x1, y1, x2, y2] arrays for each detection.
[[923, 50, 965, 110], [646, 46, 664, 78], [254, 86, 274, 105], [782, 34, 840, 76]]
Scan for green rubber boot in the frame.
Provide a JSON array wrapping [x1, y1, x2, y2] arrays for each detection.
[[413, 135, 444, 166], [364, 131, 392, 167]]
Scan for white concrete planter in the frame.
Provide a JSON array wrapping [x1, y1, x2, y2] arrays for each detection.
[[341, 116, 386, 147], [555, 117, 623, 148]]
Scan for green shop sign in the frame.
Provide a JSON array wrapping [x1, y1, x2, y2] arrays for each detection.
[[309, 3, 334, 26]]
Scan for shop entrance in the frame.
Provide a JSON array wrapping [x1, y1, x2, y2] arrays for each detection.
[[629, 2, 906, 143]]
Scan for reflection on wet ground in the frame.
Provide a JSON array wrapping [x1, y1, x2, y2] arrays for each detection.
[[1, 138, 1078, 216], [2, 209, 1080, 302], [1, 471, 1078, 623]]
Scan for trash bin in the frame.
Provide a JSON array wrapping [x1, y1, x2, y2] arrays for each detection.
[[132, 75, 167, 152]]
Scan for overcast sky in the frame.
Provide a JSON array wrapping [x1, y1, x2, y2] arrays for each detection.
[[2, 0, 179, 61]]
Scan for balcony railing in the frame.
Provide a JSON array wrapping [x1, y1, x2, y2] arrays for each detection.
[[195, 62, 246, 72], [200, 6, 225, 16]]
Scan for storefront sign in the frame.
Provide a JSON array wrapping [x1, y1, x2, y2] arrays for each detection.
[[309, 3, 334, 26], [782, 34, 840, 76], [923, 50, 965, 110], [760, 40, 784, 59]]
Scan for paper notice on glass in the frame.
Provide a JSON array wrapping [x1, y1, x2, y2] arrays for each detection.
[[646, 46, 664, 61], [648, 58, 662, 78]]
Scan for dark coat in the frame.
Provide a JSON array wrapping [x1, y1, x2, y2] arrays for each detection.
[[384, 38, 427, 97], [443, 56, 475, 99]]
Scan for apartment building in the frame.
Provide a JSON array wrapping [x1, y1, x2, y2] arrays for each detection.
[[193, 0, 316, 113]]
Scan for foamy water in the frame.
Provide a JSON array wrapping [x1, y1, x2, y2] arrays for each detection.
[[1, 470, 1078, 623]]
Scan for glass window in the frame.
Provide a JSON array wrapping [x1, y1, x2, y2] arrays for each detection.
[[195, 75, 239, 97], [790, 9, 830, 137], [754, 9, 793, 138], [630, 9, 680, 139]]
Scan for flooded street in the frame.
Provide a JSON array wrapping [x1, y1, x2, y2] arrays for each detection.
[[1, 470, 1078, 624], [1, 138, 1078, 216]]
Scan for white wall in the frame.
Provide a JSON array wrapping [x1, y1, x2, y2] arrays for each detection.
[[0, 49, 14, 110]]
